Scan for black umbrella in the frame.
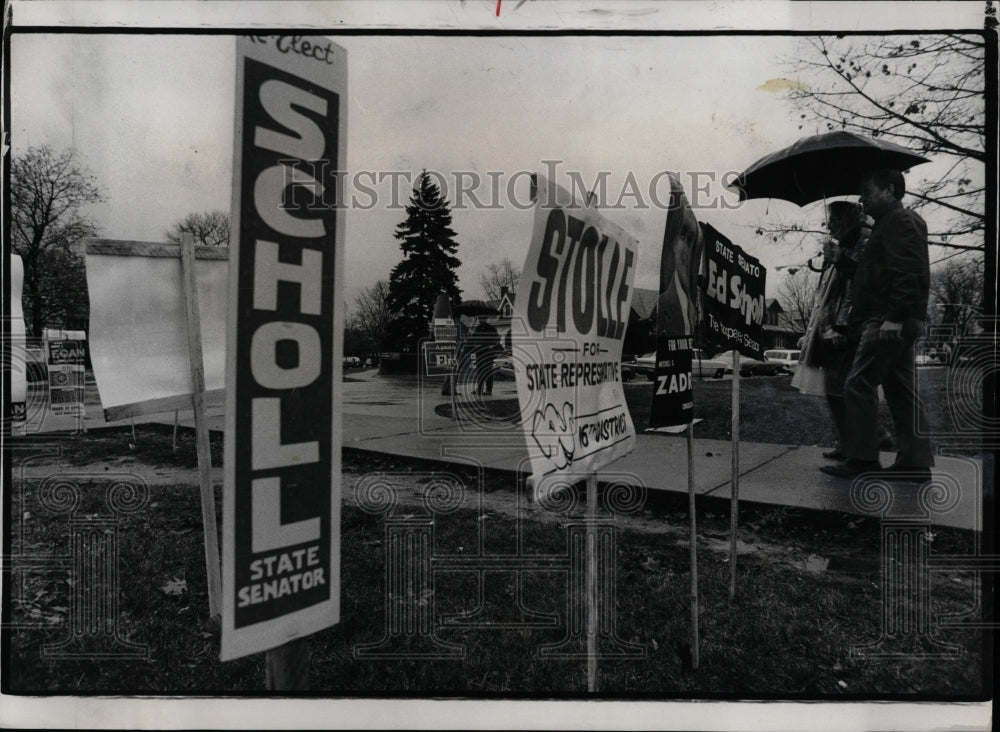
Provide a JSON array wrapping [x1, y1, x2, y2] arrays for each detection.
[[731, 130, 930, 206]]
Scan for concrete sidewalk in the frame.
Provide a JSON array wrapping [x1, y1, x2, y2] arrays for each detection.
[[34, 370, 986, 531], [342, 411, 984, 532]]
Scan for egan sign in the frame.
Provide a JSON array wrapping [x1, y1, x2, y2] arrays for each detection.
[[221, 36, 346, 661]]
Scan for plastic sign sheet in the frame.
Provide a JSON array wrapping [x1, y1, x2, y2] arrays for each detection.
[[512, 176, 638, 502], [221, 35, 346, 661], [84, 240, 229, 420], [648, 175, 706, 430], [9, 254, 27, 431], [701, 222, 766, 360]]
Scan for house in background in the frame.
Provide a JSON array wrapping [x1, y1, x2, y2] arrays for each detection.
[[476, 285, 515, 351], [762, 298, 804, 349], [468, 286, 804, 358]]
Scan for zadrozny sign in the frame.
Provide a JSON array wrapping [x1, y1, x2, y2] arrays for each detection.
[[221, 36, 346, 661]]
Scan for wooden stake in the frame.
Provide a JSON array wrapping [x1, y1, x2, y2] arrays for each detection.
[[130, 417, 137, 445], [584, 475, 598, 689], [179, 233, 222, 621], [687, 422, 700, 670], [172, 409, 180, 454], [265, 638, 312, 690], [729, 351, 740, 601]]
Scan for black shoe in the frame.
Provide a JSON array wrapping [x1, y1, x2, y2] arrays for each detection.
[[822, 449, 845, 460], [820, 459, 882, 480], [881, 464, 932, 484]]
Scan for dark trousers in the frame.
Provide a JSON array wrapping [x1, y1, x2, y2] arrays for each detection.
[[843, 319, 933, 467], [825, 330, 891, 450], [823, 333, 856, 448], [826, 392, 846, 446], [475, 366, 494, 395]]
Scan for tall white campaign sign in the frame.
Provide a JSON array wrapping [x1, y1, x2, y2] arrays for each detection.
[[221, 35, 346, 663], [9, 254, 27, 432], [512, 176, 639, 502]]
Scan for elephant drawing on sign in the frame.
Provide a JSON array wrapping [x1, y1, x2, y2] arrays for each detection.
[[531, 401, 576, 471]]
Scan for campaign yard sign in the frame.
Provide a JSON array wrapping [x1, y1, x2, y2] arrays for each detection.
[[424, 341, 458, 375], [512, 176, 639, 502], [221, 35, 346, 661], [9, 254, 27, 432], [84, 239, 229, 421], [701, 223, 766, 360], [647, 174, 706, 430], [44, 329, 87, 418]]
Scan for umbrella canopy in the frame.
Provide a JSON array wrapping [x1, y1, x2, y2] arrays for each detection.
[[731, 130, 930, 206]]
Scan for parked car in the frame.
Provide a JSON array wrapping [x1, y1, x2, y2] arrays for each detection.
[[494, 355, 514, 371], [343, 356, 361, 368], [632, 349, 727, 380], [915, 353, 937, 367], [716, 350, 788, 377], [691, 349, 728, 378], [763, 349, 801, 374]]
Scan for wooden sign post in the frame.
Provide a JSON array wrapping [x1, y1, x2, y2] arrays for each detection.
[[586, 474, 599, 692], [687, 423, 700, 669], [730, 351, 741, 601], [180, 232, 223, 621], [172, 410, 180, 454]]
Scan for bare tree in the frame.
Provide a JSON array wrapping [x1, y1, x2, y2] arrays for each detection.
[[928, 255, 984, 337], [165, 210, 231, 247], [11, 146, 103, 337], [777, 268, 819, 334], [778, 34, 986, 250], [479, 257, 520, 301], [350, 280, 395, 353], [754, 34, 987, 256]]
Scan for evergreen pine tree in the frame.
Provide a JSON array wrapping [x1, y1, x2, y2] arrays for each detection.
[[386, 171, 462, 352]]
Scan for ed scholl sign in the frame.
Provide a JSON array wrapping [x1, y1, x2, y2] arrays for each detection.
[[221, 36, 347, 661], [701, 222, 766, 360]]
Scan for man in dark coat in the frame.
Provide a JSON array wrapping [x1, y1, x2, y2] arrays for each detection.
[[469, 317, 501, 396], [821, 169, 934, 483]]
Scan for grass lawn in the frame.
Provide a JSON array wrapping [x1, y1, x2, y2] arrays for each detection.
[[4, 425, 988, 697]]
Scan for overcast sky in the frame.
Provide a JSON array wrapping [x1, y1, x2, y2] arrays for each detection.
[[8, 29, 977, 307]]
